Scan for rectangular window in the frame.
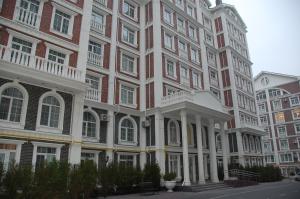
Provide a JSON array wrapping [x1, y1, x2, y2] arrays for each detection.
[[260, 115, 268, 125], [48, 49, 66, 65], [177, 18, 185, 33], [169, 154, 179, 177], [81, 152, 96, 164], [279, 139, 289, 150], [265, 155, 275, 163], [121, 54, 135, 73], [269, 89, 281, 98], [295, 123, 300, 134], [122, 26, 135, 45], [121, 85, 135, 105], [258, 103, 266, 113], [272, 100, 282, 111], [11, 37, 32, 54], [164, 33, 173, 49], [123, 1, 135, 19], [275, 112, 285, 124], [277, 126, 286, 138], [191, 48, 198, 62], [264, 142, 272, 153], [290, 96, 300, 106], [280, 153, 293, 163], [88, 41, 102, 66], [187, 6, 194, 18], [192, 72, 200, 88], [292, 109, 300, 120], [175, 0, 184, 9], [180, 66, 189, 85], [119, 154, 134, 167], [166, 60, 175, 78], [53, 10, 71, 34], [85, 75, 100, 90], [163, 8, 172, 25], [36, 146, 56, 167]]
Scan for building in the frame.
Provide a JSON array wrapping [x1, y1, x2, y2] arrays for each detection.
[[0, 0, 264, 186], [254, 71, 300, 176]]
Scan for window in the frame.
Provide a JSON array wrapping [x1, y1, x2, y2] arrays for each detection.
[[255, 138, 261, 153], [166, 87, 178, 96], [91, 12, 104, 33], [119, 117, 136, 144], [120, 85, 135, 106], [189, 26, 196, 40], [122, 26, 135, 45], [216, 134, 222, 151], [243, 135, 249, 152], [290, 96, 300, 106], [295, 123, 300, 134], [258, 103, 266, 113], [121, 54, 135, 74], [272, 100, 281, 111], [210, 70, 218, 86], [187, 6, 194, 18], [164, 33, 173, 49], [269, 89, 281, 98], [249, 136, 255, 152], [53, 10, 71, 35], [275, 112, 285, 124], [192, 72, 200, 88], [16, 0, 40, 27], [35, 146, 56, 167], [177, 18, 185, 33], [264, 141, 272, 153], [11, 37, 32, 54], [256, 91, 266, 101], [175, 0, 184, 9], [168, 120, 180, 145], [292, 109, 300, 120], [0, 142, 19, 171], [48, 49, 66, 65], [277, 126, 286, 138], [180, 66, 189, 85], [260, 115, 268, 125], [166, 60, 176, 78], [280, 139, 289, 150], [119, 154, 135, 167], [280, 153, 293, 163], [123, 1, 135, 19], [81, 152, 97, 164], [163, 7, 173, 25], [88, 41, 102, 67], [86, 75, 100, 90], [169, 154, 180, 178], [265, 155, 275, 163], [191, 48, 198, 62], [179, 41, 188, 59], [40, 96, 60, 128], [298, 138, 300, 148], [82, 111, 97, 138]]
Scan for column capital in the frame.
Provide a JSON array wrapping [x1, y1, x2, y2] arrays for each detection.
[[196, 114, 202, 121], [208, 118, 214, 126], [180, 109, 187, 116]]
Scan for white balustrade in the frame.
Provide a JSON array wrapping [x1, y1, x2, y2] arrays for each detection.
[[161, 91, 194, 106], [85, 88, 101, 102], [0, 45, 84, 82], [87, 51, 103, 67], [90, 19, 105, 34], [15, 6, 40, 28]]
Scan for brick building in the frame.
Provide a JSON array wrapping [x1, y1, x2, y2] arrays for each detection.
[[0, 0, 264, 185], [254, 71, 300, 176]]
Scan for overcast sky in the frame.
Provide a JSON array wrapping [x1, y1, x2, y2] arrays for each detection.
[[214, 0, 300, 76]]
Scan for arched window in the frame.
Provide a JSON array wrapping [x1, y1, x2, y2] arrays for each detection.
[[249, 136, 255, 152], [243, 135, 249, 152], [37, 91, 65, 132], [0, 83, 28, 128], [255, 137, 261, 153], [82, 111, 97, 138], [119, 117, 137, 144], [168, 119, 180, 145]]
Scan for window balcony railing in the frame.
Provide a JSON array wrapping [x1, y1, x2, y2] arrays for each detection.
[[162, 90, 194, 106], [94, 0, 107, 7], [90, 19, 105, 35], [87, 51, 103, 67], [85, 88, 101, 102], [0, 45, 84, 82], [15, 6, 41, 28]]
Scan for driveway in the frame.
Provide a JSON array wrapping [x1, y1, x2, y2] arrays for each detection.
[[97, 179, 300, 199]]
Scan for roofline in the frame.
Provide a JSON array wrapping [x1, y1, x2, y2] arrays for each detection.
[[254, 71, 300, 81]]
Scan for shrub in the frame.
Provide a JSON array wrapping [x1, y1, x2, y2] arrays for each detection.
[[143, 163, 161, 188], [2, 163, 20, 199], [0, 162, 4, 187], [163, 172, 176, 181]]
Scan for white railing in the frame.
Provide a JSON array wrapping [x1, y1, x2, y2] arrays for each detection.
[[87, 51, 103, 67], [90, 19, 105, 34], [161, 91, 194, 106], [85, 88, 101, 102], [94, 0, 107, 7], [15, 6, 40, 28], [210, 79, 219, 87], [179, 50, 188, 60], [0, 45, 84, 82]]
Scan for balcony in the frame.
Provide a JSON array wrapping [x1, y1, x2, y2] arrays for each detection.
[[15, 6, 41, 29], [85, 88, 101, 102], [240, 122, 265, 136], [0, 45, 84, 82], [87, 51, 103, 68], [90, 19, 105, 35]]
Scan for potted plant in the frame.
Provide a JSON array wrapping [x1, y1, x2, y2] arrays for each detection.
[[163, 172, 177, 192]]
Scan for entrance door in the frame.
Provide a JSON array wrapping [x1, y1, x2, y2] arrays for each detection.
[[189, 156, 196, 183]]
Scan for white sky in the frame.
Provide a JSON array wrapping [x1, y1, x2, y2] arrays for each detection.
[[214, 0, 300, 76]]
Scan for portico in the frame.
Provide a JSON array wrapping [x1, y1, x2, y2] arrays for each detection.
[[157, 91, 231, 185]]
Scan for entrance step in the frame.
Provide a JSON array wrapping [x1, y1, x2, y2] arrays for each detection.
[[177, 182, 231, 192]]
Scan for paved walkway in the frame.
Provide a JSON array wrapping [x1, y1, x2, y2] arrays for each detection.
[[97, 180, 300, 199]]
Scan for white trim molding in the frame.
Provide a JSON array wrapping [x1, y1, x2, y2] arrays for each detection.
[[118, 115, 138, 146]]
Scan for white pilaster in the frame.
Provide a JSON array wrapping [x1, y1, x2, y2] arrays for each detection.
[[204, 154, 209, 179], [106, 110, 114, 162], [181, 110, 191, 186], [220, 121, 229, 180], [69, 93, 85, 164], [208, 119, 219, 183], [155, 111, 165, 174], [236, 130, 245, 166], [140, 116, 147, 169], [196, 115, 205, 184]]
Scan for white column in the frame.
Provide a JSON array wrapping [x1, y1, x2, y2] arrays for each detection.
[[69, 93, 85, 164], [155, 111, 165, 174], [106, 110, 114, 162], [204, 155, 209, 179], [181, 110, 191, 186], [208, 119, 219, 183], [220, 121, 229, 180], [196, 115, 205, 184], [236, 130, 245, 166], [140, 116, 147, 169]]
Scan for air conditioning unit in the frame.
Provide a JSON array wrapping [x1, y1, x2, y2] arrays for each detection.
[[142, 120, 151, 128], [100, 114, 110, 122]]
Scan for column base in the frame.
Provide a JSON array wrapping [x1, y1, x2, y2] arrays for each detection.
[[198, 180, 206, 185], [182, 181, 191, 186]]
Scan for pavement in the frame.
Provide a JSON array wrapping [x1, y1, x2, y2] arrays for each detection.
[[97, 179, 300, 199]]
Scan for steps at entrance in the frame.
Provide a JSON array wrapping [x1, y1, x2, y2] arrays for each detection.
[[177, 182, 231, 192]]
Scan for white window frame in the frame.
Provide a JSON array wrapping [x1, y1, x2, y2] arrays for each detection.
[[275, 112, 285, 124], [0, 82, 29, 129], [82, 108, 100, 142], [277, 126, 287, 138], [118, 116, 138, 145], [50, 2, 77, 39], [164, 31, 174, 51], [36, 91, 65, 134], [0, 139, 24, 170], [272, 100, 282, 111], [177, 17, 186, 34], [187, 5, 195, 18], [295, 123, 300, 134], [163, 6, 173, 26], [45, 43, 72, 66], [168, 153, 181, 180], [290, 96, 300, 107], [180, 66, 190, 86], [32, 142, 63, 168], [119, 82, 137, 108], [90, 11, 106, 34], [279, 139, 289, 151], [243, 135, 249, 152], [292, 109, 300, 120], [122, 24, 137, 47], [297, 137, 300, 149], [188, 26, 196, 40], [260, 115, 268, 125], [117, 152, 137, 167], [165, 59, 177, 79], [258, 103, 266, 113], [122, 0, 137, 21], [279, 153, 293, 163], [264, 141, 272, 153], [81, 150, 99, 167], [167, 119, 180, 146], [190, 48, 198, 63], [192, 71, 200, 89], [175, 0, 184, 10], [120, 51, 137, 76]]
